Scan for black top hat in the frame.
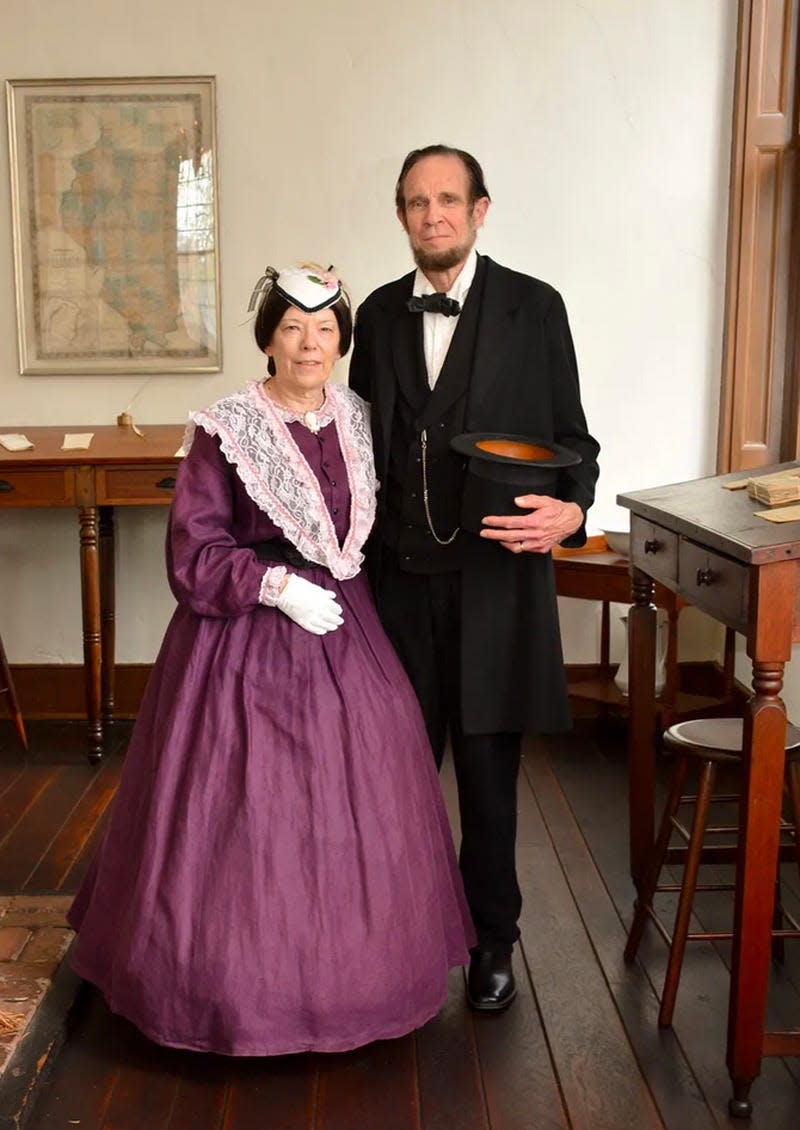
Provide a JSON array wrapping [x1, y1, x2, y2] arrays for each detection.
[[450, 432, 582, 534]]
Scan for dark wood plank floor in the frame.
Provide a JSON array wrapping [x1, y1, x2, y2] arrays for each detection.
[[1, 716, 800, 1129]]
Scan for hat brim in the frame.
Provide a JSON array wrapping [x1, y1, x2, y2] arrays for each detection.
[[452, 433, 581, 533], [274, 282, 341, 314], [450, 432, 581, 469]]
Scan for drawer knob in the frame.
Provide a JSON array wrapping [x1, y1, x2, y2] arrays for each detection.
[[696, 567, 714, 586], [0, 480, 14, 493], [643, 539, 659, 554], [155, 476, 176, 490]]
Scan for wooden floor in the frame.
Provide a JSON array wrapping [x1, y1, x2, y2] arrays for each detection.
[[1, 717, 800, 1130]]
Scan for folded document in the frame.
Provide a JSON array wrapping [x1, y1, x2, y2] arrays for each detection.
[[0, 433, 34, 451]]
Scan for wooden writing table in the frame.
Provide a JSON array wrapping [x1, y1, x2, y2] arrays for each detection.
[[619, 462, 800, 1117], [552, 547, 735, 722], [0, 424, 185, 761]]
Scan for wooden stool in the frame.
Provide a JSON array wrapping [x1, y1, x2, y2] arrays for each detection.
[[0, 630, 27, 750], [624, 717, 800, 1027]]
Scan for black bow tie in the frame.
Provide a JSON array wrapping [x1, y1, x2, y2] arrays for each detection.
[[407, 293, 461, 317]]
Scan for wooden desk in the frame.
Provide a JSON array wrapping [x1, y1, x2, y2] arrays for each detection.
[[553, 548, 736, 722], [554, 549, 687, 717], [0, 424, 185, 761], [619, 462, 800, 1117]]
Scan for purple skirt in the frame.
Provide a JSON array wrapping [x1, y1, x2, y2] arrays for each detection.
[[68, 568, 474, 1055]]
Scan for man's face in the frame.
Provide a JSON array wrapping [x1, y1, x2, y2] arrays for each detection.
[[397, 154, 489, 274]]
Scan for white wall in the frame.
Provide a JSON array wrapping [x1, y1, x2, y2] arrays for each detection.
[[0, 1, 743, 680]]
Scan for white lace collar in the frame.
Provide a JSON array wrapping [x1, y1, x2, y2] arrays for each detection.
[[262, 378, 336, 433], [185, 381, 376, 580]]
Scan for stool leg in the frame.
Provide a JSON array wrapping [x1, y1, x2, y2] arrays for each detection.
[[659, 759, 716, 1028], [624, 754, 689, 962], [771, 874, 785, 964], [784, 760, 800, 877]]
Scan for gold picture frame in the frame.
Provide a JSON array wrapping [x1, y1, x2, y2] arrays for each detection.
[[6, 75, 221, 374]]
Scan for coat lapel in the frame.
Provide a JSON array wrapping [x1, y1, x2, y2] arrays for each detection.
[[464, 257, 524, 427], [418, 254, 487, 428], [391, 305, 426, 412]]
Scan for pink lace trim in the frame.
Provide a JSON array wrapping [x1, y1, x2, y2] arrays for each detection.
[[258, 566, 287, 606], [185, 382, 376, 581]]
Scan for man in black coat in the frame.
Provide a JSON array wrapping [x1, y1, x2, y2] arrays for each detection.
[[349, 144, 600, 1010]]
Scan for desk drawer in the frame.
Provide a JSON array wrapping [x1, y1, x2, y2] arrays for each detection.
[[0, 468, 75, 507], [97, 464, 178, 505], [678, 539, 749, 632], [630, 516, 679, 588]]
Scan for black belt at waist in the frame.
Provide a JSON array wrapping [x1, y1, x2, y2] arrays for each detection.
[[249, 540, 316, 569]]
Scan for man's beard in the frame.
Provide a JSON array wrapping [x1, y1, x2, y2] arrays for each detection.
[[410, 231, 477, 274]]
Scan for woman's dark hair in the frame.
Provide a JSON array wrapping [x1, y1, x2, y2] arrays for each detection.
[[254, 278, 352, 375], [394, 145, 491, 214]]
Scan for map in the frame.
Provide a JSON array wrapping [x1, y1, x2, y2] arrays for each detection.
[[20, 90, 219, 371]]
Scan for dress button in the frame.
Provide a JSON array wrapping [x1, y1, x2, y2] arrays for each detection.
[[331, 480, 337, 487], [333, 508, 339, 515]]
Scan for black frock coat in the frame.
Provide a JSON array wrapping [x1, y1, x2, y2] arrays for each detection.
[[349, 255, 600, 736]]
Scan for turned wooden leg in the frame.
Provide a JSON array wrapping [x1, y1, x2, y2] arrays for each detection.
[[661, 605, 680, 722], [628, 567, 657, 889], [727, 658, 788, 1118], [625, 754, 689, 962], [99, 505, 116, 723], [79, 506, 104, 763]]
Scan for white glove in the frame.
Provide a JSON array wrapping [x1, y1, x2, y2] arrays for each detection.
[[275, 574, 343, 635]]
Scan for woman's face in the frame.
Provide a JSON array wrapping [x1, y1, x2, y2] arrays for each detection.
[[266, 305, 341, 395]]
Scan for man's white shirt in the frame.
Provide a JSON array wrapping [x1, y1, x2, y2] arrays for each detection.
[[412, 249, 477, 389]]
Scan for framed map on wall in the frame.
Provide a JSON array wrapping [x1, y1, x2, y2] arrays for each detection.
[[6, 76, 221, 374]]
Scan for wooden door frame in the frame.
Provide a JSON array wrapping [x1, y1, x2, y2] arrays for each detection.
[[718, 0, 800, 472]]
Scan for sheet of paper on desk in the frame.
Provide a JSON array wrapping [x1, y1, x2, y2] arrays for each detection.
[[174, 446, 187, 457], [61, 432, 94, 450], [754, 503, 800, 523], [0, 433, 34, 451]]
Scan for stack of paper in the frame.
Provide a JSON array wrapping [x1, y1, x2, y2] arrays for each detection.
[[0, 433, 34, 451], [746, 469, 800, 506]]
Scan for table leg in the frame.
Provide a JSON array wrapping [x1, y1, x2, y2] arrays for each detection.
[[78, 506, 103, 763], [627, 567, 657, 889], [726, 659, 788, 1118], [99, 506, 116, 722], [661, 606, 680, 719]]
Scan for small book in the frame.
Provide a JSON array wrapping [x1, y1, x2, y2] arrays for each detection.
[[746, 470, 800, 505], [0, 433, 34, 451], [61, 432, 94, 450]]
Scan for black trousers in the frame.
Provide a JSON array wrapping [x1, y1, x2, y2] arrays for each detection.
[[376, 553, 522, 950]]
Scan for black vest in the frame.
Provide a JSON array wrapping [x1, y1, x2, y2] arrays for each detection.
[[383, 257, 486, 573]]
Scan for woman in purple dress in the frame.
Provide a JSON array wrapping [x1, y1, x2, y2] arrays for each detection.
[[68, 265, 474, 1056]]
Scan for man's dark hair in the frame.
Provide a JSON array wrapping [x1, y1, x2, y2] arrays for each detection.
[[394, 145, 491, 213]]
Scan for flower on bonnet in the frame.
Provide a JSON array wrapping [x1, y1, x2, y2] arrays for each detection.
[[308, 271, 340, 290]]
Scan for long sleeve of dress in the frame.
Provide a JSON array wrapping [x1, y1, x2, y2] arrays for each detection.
[[167, 427, 274, 618]]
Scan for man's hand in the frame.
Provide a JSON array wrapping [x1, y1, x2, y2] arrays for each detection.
[[480, 495, 583, 554]]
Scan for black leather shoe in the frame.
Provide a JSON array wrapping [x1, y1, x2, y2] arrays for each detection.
[[466, 947, 517, 1011]]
